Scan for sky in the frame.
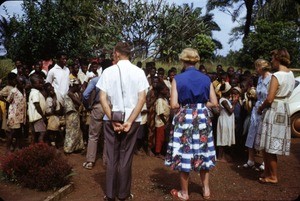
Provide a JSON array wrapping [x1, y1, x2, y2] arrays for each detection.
[[0, 0, 243, 56]]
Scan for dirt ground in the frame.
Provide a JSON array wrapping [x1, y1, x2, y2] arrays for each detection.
[[0, 137, 299, 201]]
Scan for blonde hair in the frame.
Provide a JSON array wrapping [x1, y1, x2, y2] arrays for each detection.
[[254, 59, 271, 71], [179, 48, 200, 64]]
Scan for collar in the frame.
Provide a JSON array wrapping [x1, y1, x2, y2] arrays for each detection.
[[116, 60, 131, 66], [185, 66, 197, 72], [54, 64, 68, 70]]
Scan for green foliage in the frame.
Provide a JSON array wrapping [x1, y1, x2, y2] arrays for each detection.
[[0, 58, 13, 79], [0, 0, 220, 64], [191, 34, 215, 61], [155, 3, 220, 62], [238, 20, 300, 68], [0, 143, 73, 191], [3, 0, 98, 65]]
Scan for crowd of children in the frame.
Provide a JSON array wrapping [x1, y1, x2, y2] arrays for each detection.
[[0, 57, 261, 168]]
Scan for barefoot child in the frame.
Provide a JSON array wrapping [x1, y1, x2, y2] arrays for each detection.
[[44, 83, 63, 147], [216, 82, 237, 162], [0, 73, 17, 136], [6, 76, 27, 152], [155, 83, 170, 158], [28, 75, 47, 143]]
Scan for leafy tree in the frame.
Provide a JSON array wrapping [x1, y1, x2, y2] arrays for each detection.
[[207, 0, 260, 40], [238, 20, 300, 68], [155, 3, 220, 62], [190, 34, 215, 61], [257, 0, 300, 24], [207, 0, 300, 50], [94, 0, 165, 59], [1, 0, 221, 64], [2, 0, 98, 65]]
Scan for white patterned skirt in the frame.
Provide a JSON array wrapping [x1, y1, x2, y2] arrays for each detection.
[[165, 103, 216, 172], [255, 100, 291, 155]]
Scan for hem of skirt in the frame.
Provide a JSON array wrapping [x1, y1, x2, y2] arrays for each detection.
[[165, 164, 215, 172]]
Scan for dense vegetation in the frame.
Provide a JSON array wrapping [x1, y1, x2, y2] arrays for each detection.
[[0, 0, 299, 68]]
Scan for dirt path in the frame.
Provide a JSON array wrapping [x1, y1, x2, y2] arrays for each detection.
[[0, 138, 299, 201]]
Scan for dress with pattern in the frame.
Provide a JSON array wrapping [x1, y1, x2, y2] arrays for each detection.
[[165, 103, 216, 172], [64, 94, 84, 153], [6, 88, 26, 128], [255, 71, 295, 155], [245, 74, 271, 148]]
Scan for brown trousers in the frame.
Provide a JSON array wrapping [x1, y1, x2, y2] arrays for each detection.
[[104, 121, 140, 200]]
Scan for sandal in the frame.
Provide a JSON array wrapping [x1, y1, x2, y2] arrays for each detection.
[[170, 189, 189, 201], [238, 161, 255, 169], [83, 162, 94, 170]]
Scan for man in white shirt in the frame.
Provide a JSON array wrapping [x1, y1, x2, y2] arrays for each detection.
[[46, 52, 70, 105], [97, 42, 149, 201]]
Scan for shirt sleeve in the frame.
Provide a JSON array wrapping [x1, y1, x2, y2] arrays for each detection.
[[0, 86, 9, 97], [6, 89, 14, 103], [96, 71, 107, 92], [30, 90, 40, 103], [46, 69, 53, 84], [82, 79, 96, 109], [138, 70, 150, 92]]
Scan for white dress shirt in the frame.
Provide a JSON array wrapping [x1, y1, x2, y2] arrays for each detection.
[[96, 60, 149, 122]]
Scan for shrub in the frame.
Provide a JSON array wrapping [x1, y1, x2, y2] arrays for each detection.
[[0, 143, 73, 191]]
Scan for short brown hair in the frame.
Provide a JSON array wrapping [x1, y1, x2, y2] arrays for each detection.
[[271, 48, 291, 66], [114, 42, 132, 58]]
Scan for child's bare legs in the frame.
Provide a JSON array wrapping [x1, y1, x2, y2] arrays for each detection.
[[200, 170, 210, 198], [14, 128, 24, 150], [218, 146, 227, 162], [38, 131, 46, 142], [33, 132, 45, 143], [6, 130, 14, 153]]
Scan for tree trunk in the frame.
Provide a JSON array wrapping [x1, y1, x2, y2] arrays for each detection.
[[243, 0, 255, 40]]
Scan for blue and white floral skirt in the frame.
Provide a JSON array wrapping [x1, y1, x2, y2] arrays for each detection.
[[165, 103, 216, 172]]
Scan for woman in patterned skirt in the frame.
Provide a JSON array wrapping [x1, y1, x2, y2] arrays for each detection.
[[256, 48, 295, 184], [165, 48, 218, 200]]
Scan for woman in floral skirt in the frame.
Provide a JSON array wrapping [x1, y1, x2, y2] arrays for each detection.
[[165, 48, 218, 200]]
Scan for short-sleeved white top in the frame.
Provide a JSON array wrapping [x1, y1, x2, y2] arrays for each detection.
[[46, 64, 70, 103], [28, 88, 46, 122], [96, 60, 149, 122]]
